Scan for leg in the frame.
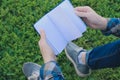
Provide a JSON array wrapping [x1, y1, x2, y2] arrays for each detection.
[[65, 40, 120, 77], [65, 42, 91, 77], [87, 40, 120, 69]]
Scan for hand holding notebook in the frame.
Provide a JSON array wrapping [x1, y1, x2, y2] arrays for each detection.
[[34, 0, 86, 55]]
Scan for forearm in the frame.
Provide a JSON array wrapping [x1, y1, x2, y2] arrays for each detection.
[[102, 18, 120, 37]]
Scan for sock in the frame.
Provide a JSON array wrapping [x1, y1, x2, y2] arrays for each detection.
[[78, 52, 86, 64]]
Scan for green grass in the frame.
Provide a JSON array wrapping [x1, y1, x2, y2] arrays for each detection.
[[0, 0, 120, 80]]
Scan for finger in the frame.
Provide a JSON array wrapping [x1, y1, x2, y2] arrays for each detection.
[[81, 18, 90, 26], [75, 6, 90, 12], [83, 19, 94, 28], [40, 29, 46, 40], [75, 11, 87, 17], [39, 29, 46, 45]]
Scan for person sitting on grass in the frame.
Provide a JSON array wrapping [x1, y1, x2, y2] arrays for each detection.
[[22, 6, 120, 80], [22, 29, 64, 80]]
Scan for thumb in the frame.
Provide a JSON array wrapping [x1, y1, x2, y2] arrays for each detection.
[[40, 29, 46, 40], [75, 11, 87, 17]]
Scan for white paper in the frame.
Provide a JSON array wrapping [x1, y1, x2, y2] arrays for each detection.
[[34, 0, 86, 55]]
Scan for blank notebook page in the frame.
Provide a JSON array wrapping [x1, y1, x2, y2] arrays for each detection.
[[34, 0, 86, 55]]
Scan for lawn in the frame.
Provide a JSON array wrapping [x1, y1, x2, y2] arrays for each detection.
[[0, 0, 120, 80]]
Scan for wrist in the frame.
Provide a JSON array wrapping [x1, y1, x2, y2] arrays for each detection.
[[100, 17, 108, 30], [43, 55, 56, 63]]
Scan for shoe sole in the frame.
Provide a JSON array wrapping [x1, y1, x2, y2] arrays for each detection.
[[65, 49, 91, 77]]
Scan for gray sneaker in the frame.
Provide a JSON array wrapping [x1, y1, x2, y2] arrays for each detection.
[[65, 42, 91, 77], [22, 62, 41, 80]]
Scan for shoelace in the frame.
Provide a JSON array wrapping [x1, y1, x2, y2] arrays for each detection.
[[28, 72, 39, 80]]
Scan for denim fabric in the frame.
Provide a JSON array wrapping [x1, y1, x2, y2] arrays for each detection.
[[102, 18, 120, 37], [86, 18, 120, 69], [39, 18, 120, 79], [85, 50, 92, 67], [87, 40, 120, 69]]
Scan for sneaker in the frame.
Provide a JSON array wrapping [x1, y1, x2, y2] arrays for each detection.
[[65, 42, 91, 77], [22, 62, 41, 80]]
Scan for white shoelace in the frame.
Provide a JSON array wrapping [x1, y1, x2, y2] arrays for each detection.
[[28, 72, 39, 80]]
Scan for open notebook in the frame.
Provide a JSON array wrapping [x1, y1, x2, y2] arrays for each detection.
[[34, 0, 86, 55]]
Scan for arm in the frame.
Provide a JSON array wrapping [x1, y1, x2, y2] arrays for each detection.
[[39, 30, 64, 80], [74, 6, 120, 37]]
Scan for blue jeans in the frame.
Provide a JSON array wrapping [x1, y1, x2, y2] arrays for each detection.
[[40, 40, 120, 79], [86, 40, 120, 69]]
